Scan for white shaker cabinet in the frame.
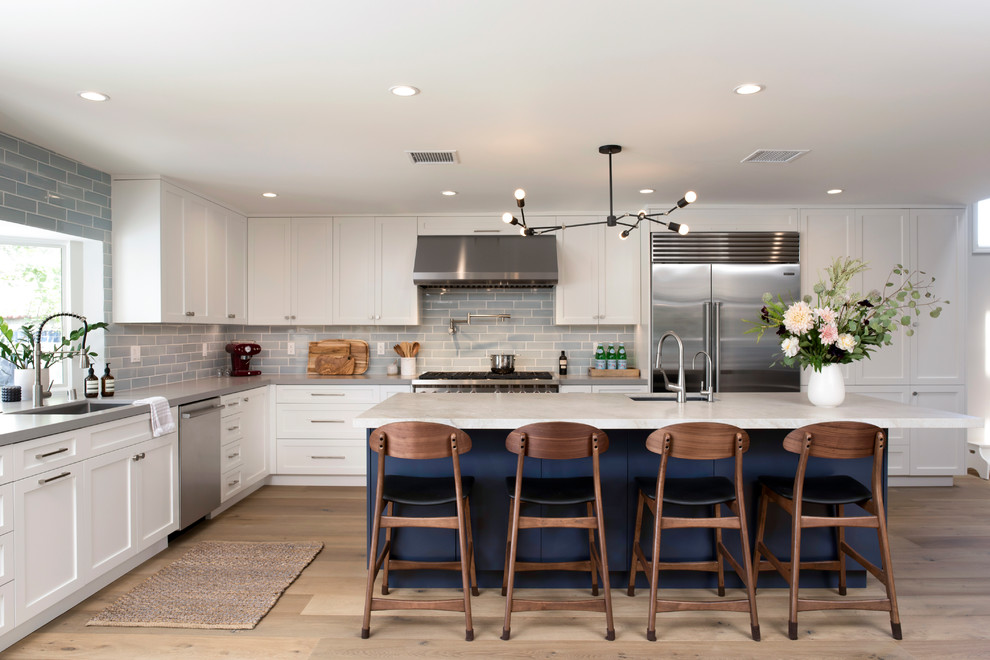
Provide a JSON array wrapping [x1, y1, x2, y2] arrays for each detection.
[[14, 465, 85, 623], [224, 212, 248, 322], [417, 216, 517, 235], [555, 218, 640, 325], [112, 177, 247, 324], [219, 387, 268, 502], [247, 218, 334, 325], [333, 217, 419, 325]]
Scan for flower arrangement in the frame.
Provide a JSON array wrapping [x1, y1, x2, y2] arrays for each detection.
[[745, 257, 947, 372]]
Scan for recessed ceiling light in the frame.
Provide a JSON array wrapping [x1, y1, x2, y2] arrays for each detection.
[[389, 85, 420, 97], [639, 189, 655, 194], [441, 190, 457, 196], [262, 192, 278, 198], [827, 189, 843, 195], [78, 91, 109, 102], [733, 83, 765, 95]]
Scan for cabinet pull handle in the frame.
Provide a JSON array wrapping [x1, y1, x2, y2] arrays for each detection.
[[39, 471, 71, 485], [310, 419, 345, 423], [311, 455, 345, 459], [227, 452, 240, 459], [132, 452, 146, 462], [36, 447, 70, 459], [226, 401, 240, 408], [227, 425, 240, 431], [310, 392, 345, 397], [473, 229, 501, 233], [227, 313, 236, 318], [181, 404, 223, 419], [242, 397, 249, 402], [185, 311, 195, 316], [228, 479, 240, 487]]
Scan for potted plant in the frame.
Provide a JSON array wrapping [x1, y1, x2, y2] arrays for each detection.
[[745, 257, 947, 406], [0, 315, 108, 399]]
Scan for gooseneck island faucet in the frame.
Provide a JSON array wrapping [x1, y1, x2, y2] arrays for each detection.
[[33, 312, 89, 405], [655, 330, 686, 403]]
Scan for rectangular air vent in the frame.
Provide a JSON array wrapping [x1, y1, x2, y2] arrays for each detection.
[[741, 149, 810, 164], [407, 150, 460, 164]]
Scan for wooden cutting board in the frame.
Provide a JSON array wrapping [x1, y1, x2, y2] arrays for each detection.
[[307, 339, 370, 375]]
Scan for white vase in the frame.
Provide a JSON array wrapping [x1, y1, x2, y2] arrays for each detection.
[[13, 367, 50, 401], [806, 364, 845, 407]]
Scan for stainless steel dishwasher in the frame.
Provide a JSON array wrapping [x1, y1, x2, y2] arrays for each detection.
[[178, 397, 222, 529]]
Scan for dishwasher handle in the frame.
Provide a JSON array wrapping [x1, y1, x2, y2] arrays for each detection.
[[181, 404, 223, 420]]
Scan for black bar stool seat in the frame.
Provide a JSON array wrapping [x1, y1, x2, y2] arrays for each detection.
[[505, 475, 595, 505], [757, 474, 870, 505], [634, 475, 736, 507], [385, 475, 476, 506]]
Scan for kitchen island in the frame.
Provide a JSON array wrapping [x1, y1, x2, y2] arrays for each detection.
[[355, 392, 981, 589]]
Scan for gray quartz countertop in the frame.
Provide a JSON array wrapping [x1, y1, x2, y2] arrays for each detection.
[[0, 373, 413, 446]]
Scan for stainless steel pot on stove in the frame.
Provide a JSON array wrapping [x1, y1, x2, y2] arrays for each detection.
[[489, 354, 516, 374]]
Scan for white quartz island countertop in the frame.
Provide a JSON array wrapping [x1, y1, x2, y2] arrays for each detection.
[[354, 392, 983, 431]]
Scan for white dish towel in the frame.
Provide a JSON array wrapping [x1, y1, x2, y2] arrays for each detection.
[[133, 396, 175, 437]]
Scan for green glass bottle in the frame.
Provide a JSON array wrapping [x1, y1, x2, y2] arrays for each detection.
[[606, 343, 617, 369], [617, 343, 627, 370], [595, 344, 606, 370]]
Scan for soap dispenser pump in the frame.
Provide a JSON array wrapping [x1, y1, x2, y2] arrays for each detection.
[[101, 363, 115, 397], [84, 365, 99, 398]]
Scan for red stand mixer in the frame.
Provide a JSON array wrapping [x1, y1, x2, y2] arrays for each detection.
[[225, 342, 262, 376]]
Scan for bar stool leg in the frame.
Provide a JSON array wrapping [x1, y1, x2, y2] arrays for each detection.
[[751, 485, 770, 594], [715, 504, 725, 597], [501, 490, 523, 640], [874, 498, 903, 639], [587, 502, 600, 596], [646, 493, 663, 642], [788, 498, 803, 640], [835, 504, 847, 596], [464, 497, 479, 597], [362, 492, 386, 639], [733, 498, 761, 641], [454, 489, 474, 641], [381, 501, 393, 595], [627, 491, 646, 596], [501, 509, 513, 597], [592, 488, 615, 641]]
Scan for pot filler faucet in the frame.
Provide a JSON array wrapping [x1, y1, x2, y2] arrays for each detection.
[[449, 313, 511, 335], [655, 330, 686, 403], [33, 312, 89, 405]]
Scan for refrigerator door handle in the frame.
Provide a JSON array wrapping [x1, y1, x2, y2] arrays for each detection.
[[712, 301, 722, 392], [702, 302, 711, 357]]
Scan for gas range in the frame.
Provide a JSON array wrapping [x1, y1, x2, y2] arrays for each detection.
[[412, 371, 558, 393]]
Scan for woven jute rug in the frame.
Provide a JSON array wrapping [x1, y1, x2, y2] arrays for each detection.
[[87, 540, 323, 630]]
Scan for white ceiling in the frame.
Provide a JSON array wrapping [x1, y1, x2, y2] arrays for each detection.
[[3, 1, 990, 217]]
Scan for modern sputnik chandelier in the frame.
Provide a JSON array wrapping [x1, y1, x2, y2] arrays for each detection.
[[501, 145, 696, 238]]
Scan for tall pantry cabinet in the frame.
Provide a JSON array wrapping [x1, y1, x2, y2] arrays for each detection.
[[800, 208, 967, 483]]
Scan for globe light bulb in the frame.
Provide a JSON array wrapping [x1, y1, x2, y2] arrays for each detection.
[[684, 191, 697, 204], [502, 212, 514, 224], [619, 230, 630, 240], [514, 189, 526, 201]]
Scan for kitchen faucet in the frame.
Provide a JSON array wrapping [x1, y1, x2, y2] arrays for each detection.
[[33, 312, 89, 404], [694, 350, 714, 402], [655, 330, 686, 403], [448, 313, 511, 335]]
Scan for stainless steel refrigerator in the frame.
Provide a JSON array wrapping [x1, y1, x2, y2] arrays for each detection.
[[650, 232, 801, 393]]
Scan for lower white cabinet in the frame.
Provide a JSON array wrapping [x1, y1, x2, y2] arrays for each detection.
[[135, 434, 179, 551], [0, 581, 12, 638], [220, 387, 268, 502], [14, 464, 85, 623], [559, 384, 649, 394]]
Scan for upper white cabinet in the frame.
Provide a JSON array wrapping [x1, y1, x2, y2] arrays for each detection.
[[333, 217, 419, 325], [417, 216, 517, 235], [224, 212, 248, 322], [799, 208, 966, 386], [247, 218, 334, 325], [555, 218, 639, 325], [112, 177, 247, 324]]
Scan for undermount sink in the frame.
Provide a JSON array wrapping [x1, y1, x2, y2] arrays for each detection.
[[627, 394, 712, 402], [10, 401, 132, 415]]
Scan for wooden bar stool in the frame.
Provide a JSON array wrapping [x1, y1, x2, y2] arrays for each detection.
[[362, 421, 478, 641], [501, 422, 615, 641], [626, 422, 760, 641], [751, 422, 901, 640]]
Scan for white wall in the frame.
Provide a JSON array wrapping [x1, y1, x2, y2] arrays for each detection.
[[967, 209, 990, 444]]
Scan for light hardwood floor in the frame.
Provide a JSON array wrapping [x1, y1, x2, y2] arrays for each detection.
[[5, 477, 990, 659]]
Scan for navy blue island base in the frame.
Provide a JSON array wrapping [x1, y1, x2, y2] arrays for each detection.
[[365, 426, 885, 590]]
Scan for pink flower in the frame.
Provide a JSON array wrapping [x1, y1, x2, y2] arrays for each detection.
[[814, 307, 837, 325], [783, 301, 814, 335], [819, 323, 839, 345]]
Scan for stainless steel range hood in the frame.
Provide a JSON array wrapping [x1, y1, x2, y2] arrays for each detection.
[[413, 235, 558, 288]]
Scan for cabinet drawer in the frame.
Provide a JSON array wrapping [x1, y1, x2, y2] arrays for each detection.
[[0, 483, 11, 537], [276, 406, 367, 439], [221, 412, 245, 444], [13, 429, 88, 480], [591, 385, 649, 394], [221, 467, 243, 502], [89, 413, 153, 454], [0, 531, 11, 587], [276, 439, 366, 475], [221, 441, 243, 472], [276, 385, 378, 405], [220, 391, 256, 417], [0, 580, 11, 636], [0, 444, 11, 485]]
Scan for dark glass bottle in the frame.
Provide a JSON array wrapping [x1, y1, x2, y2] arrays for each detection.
[[101, 363, 115, 397], [84, 366, 99, 398], [558, 350, 568, 375]]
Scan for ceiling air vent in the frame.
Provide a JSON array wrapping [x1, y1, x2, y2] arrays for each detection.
[[741, 149, 810, 164], [407, 150, 460, 164]]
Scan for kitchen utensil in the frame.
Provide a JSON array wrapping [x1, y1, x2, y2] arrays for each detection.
[[394, 343, 404, 357], [307, 340, 369, 375], [412, 342, 420, 357], [490, 354, 516, 374], [315, 355, 355, 375]]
